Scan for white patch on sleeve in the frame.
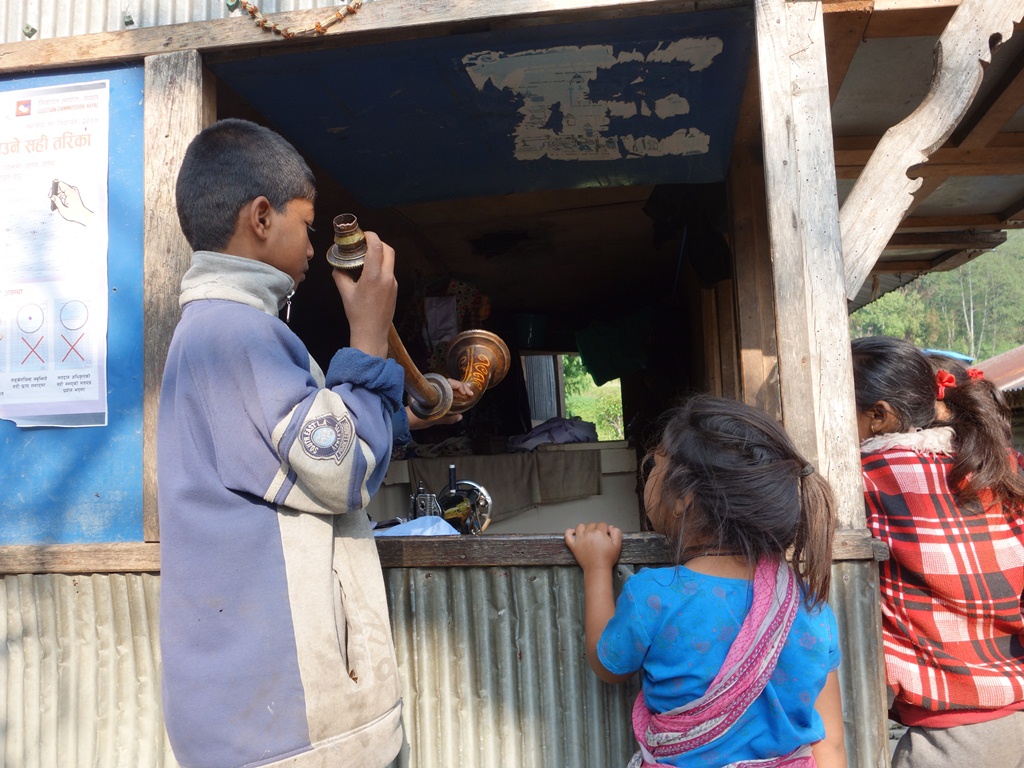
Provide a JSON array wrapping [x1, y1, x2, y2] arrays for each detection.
[[300, 413, 355, 465]]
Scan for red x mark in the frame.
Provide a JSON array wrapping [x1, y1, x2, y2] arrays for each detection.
[[21, 335, 44, 365], [61, 333, 85, 362]]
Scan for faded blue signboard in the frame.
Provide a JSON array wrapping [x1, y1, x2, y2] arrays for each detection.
[[211, 6, 754, 207]]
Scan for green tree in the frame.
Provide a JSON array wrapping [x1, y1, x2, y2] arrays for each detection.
[[917, 239, 1024, 359], [849, 286, 929, 343], [565, 380, 624, 441], [562, 355, 623, 440], [850, 231, 1024, 359], [562, 354, 593, 396]]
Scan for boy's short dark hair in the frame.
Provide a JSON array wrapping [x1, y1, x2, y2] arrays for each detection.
[[175, 118, 316, 252]]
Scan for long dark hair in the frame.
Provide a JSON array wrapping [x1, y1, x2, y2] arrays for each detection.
[[851, 336, 935, 432], [924, 352, 1024, 504], [852, 336, 1024, 505], [646, 394, 837, 606]]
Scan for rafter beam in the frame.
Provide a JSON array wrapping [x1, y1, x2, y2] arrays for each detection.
[[871, 259, 938, 272], [863, 4, 956, 37], [823, 4, 873, 105], [822, 0, 874, 10], [897, 213, 1005, 230], [872, 0, 960, 8], [953, 45, 1024, 149], [999, 193, 1024, 224], [836, 140, 1024, 171], [885, 230, 1006, 248], [839, 0, 1024, 300], [871, 244, 995, 274], [927, 246, 993, 270]]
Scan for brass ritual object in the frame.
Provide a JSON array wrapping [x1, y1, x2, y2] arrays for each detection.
[[327, 213, 511, 422], [326, 213, 368, 269]]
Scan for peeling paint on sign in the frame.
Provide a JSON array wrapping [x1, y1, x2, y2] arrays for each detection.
[[462, 38, 725, 162]]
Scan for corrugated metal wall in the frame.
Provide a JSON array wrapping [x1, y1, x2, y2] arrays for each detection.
[[0, 566, 639, 768], [386, 565, 639, 768], [0, 573, 176, 768], [0, 0, 346, 44]]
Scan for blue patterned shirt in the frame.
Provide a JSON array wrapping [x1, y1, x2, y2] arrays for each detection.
[[598, 565, 840, 767]]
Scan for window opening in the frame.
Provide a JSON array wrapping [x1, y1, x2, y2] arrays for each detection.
[[522, 353, 624, 441]]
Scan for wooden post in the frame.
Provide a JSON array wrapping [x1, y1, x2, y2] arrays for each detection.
[[754, 0, 889, 765], [729, 57, 781, 419], [142, 50, 215, 541]]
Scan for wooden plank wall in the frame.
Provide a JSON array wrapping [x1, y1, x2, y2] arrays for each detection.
[[728, 57, 781, 417], [141, 51, 215, 541]]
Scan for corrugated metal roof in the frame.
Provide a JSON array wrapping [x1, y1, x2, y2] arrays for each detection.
[[0, 0, 343, 44], [1007, 388, 1024, 409], [847, 270, 926, 313], [975, 343, 1024, 391]]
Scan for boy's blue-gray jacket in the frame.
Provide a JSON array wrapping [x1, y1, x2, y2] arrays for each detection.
[[157, 251, 404, 768]]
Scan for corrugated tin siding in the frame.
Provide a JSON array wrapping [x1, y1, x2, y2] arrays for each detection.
[[0, 572, 176, 768], [386, 565, 640, 768], [1, 566, 639, 768], [0, 0, 344, 44]]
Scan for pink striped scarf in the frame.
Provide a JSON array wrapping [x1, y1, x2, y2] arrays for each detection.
[[627, 558, 813, 768]]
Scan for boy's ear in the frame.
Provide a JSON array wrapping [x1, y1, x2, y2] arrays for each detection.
[[244, 196, 273, 240]]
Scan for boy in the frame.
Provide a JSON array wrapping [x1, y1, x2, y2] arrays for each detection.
[[158, 118, 405, 768]]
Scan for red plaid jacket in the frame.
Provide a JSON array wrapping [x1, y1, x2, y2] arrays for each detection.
[[862, 428, 1024, 727]]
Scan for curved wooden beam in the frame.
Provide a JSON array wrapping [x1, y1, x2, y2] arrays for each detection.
[[840, 0, 1024, 301]]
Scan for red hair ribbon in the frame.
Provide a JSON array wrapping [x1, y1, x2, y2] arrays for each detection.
[[967, 368, 985, 381], [936, 369, 956, 400]]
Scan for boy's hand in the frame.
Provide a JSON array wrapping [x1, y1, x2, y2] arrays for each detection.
[[332, 231, 397, 359], [408, 379, 474, 429], [564, 522, 623, 572]]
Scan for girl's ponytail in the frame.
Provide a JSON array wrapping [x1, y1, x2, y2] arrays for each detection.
[[794, 469, 837, 608], [933, 365, 1024, 505]]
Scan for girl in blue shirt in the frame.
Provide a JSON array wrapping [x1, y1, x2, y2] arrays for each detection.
[[565, 395, 847, 768]]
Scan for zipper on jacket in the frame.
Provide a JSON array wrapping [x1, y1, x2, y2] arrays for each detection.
[[284, 290, 294, 323]]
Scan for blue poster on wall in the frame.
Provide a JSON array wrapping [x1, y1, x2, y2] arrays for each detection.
[[0, 64, 144, 544]]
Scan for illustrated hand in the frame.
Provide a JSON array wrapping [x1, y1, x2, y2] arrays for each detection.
[[48, 180, 94, 226], [332, 230, 397, 359], [407, 379, 474, 429], [564, 522, 623, 572]]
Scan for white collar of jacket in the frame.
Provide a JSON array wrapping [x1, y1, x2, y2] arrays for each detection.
[[860, 425, 954, 456], [179, 250, 294, 317]]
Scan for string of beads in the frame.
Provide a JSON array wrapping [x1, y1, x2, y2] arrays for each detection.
[[237, 0, 363, 38]]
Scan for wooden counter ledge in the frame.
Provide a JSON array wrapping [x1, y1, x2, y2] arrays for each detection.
[[374, 529, 887, 568], [0, 529, 885, 575]]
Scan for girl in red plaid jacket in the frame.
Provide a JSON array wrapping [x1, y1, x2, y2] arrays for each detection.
[[852, 335, 1024, 768]]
